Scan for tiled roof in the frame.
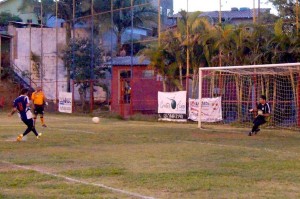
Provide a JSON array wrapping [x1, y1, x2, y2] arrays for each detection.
[[171, 8, 271, 19], [106, 56, 150, 66], [199, 8, 271, 19]]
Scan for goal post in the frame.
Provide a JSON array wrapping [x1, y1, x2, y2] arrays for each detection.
[[198, 63, 300, 130]]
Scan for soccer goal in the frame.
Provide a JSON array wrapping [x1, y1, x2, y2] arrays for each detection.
[[198, 63, 300, 130]]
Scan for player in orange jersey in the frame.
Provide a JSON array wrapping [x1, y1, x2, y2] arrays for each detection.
[[31, 86, 47, 127]]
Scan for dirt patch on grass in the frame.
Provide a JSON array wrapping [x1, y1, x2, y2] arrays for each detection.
[[0, 162, 22, 172], [192, 132, 250, 139]]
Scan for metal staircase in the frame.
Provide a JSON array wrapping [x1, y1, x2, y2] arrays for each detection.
[[0, 64, 37, 108], [11, 63, 37, 92]]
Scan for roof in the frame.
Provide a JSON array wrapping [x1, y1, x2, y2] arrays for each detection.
[[199, 8, 271, 19], [171, 8, 271, 20], [107, 56, 150, 66], [8, 21, 46, 28], [0, 31, 12, 38]]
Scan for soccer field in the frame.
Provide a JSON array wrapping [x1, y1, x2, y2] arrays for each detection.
[[0, 112, 300, 198]]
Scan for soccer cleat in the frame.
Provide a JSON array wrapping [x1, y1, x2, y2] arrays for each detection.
[[248, 131, 253, 136], [254, 129, 260, 135], [36, 133, 42, 139], [42, 124, 47, 127], [16, 134, 23, 142]]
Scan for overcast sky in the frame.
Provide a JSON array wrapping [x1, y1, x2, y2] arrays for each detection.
[[173, 0, 276, 14], [0, 0, 277, 14]]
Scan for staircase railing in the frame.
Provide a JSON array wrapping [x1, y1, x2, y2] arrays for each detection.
[[11, 63, 37, 91]]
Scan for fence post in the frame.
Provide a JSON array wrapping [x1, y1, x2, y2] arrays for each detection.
[[90, 80, 94, 113]]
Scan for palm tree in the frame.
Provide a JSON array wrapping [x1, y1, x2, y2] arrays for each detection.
[[187, 16, 213, 98], [100, 0, 157, 54], [141, 43, 177, 92]]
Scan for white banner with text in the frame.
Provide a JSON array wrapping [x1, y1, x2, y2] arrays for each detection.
[[189, 97, 222, 122], [59, 92, 73, 113], [158, 91, 187, 122]]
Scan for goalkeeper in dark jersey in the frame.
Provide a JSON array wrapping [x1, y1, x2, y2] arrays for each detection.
[[248, 95, 271, 136], [8, 88, 42, 141]]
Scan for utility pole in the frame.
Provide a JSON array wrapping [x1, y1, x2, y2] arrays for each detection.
[[297, 0, 299, 35], [257, 0, 261, 24], [253, 0, 256, 24], [55, 0, 58, 109], [158, 0, 161, 45], [219, 0, 222, 67], [0, 36, 1, 82], [219, 0, 222, 24], [40, 0, 44, 88], [91, 0, 94, 80], [186, 0, 190, 95]]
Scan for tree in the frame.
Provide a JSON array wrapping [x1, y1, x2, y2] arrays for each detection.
[[62, 38, 105, 111], [0, 12, 22, 27], [97, 0, 157, 54], [268, 19, 300, 63], [269, 0, 297, 19], [269, 0, 299, 33]]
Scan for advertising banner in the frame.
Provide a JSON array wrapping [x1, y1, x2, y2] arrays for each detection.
[[158, 91, 187, 122], [189, 97, 222, 122], [59, 92, 73, 113]]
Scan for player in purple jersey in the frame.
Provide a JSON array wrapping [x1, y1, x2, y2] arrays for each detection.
[[8, 88, 42, 141]]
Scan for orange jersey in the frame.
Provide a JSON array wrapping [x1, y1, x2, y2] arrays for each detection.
[[31, 91, 46, 105]]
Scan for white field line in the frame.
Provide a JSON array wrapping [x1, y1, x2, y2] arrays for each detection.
[[1, 160, 156, 199]]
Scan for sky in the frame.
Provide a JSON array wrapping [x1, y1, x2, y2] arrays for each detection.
[[0, 0, 277, 14], [173, 0, 276, 14]]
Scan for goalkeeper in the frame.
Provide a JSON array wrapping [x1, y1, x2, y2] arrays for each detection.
[[248, 95, 271, 136]]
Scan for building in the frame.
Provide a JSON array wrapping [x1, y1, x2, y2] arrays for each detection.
[[0, 0, 38, 24], [102, 0, 175, 54], [109, 56, 163, 117], [0, 32, 11, 79], [151, 0, 174, 27], [7, 22, 68, 100], [171, 7, 272, 25], [199, 7, 271, 25]]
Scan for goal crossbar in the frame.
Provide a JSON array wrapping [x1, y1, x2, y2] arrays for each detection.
[[199, 63, 300, 72]]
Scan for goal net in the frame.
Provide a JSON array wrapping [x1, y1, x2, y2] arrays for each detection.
[[198, 63, 300, 130]]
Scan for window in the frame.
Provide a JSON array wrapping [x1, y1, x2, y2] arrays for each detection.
[[167, 9, 172, 17], [142, 70, 154, 78], [120, 70, 131, 78]]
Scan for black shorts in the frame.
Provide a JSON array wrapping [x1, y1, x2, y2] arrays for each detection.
[[34, 105, 44, 115]]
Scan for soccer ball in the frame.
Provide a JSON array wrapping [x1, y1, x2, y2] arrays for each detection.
[[92, 117, 100, 124]]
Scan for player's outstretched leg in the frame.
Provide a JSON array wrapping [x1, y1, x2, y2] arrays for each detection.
[[17, 120, 32, 141], [32, 126, 42, 139]]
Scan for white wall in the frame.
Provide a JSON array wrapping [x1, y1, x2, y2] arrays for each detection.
[[13, 27, 68, 100], [11, 27, 107, 102]]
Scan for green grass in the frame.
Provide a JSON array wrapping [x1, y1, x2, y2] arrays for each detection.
[[0, 112, 300, 198]]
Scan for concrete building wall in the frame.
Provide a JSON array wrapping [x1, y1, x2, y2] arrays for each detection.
[[11, 27, 68, 100], [9, 26, 107, 102]]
